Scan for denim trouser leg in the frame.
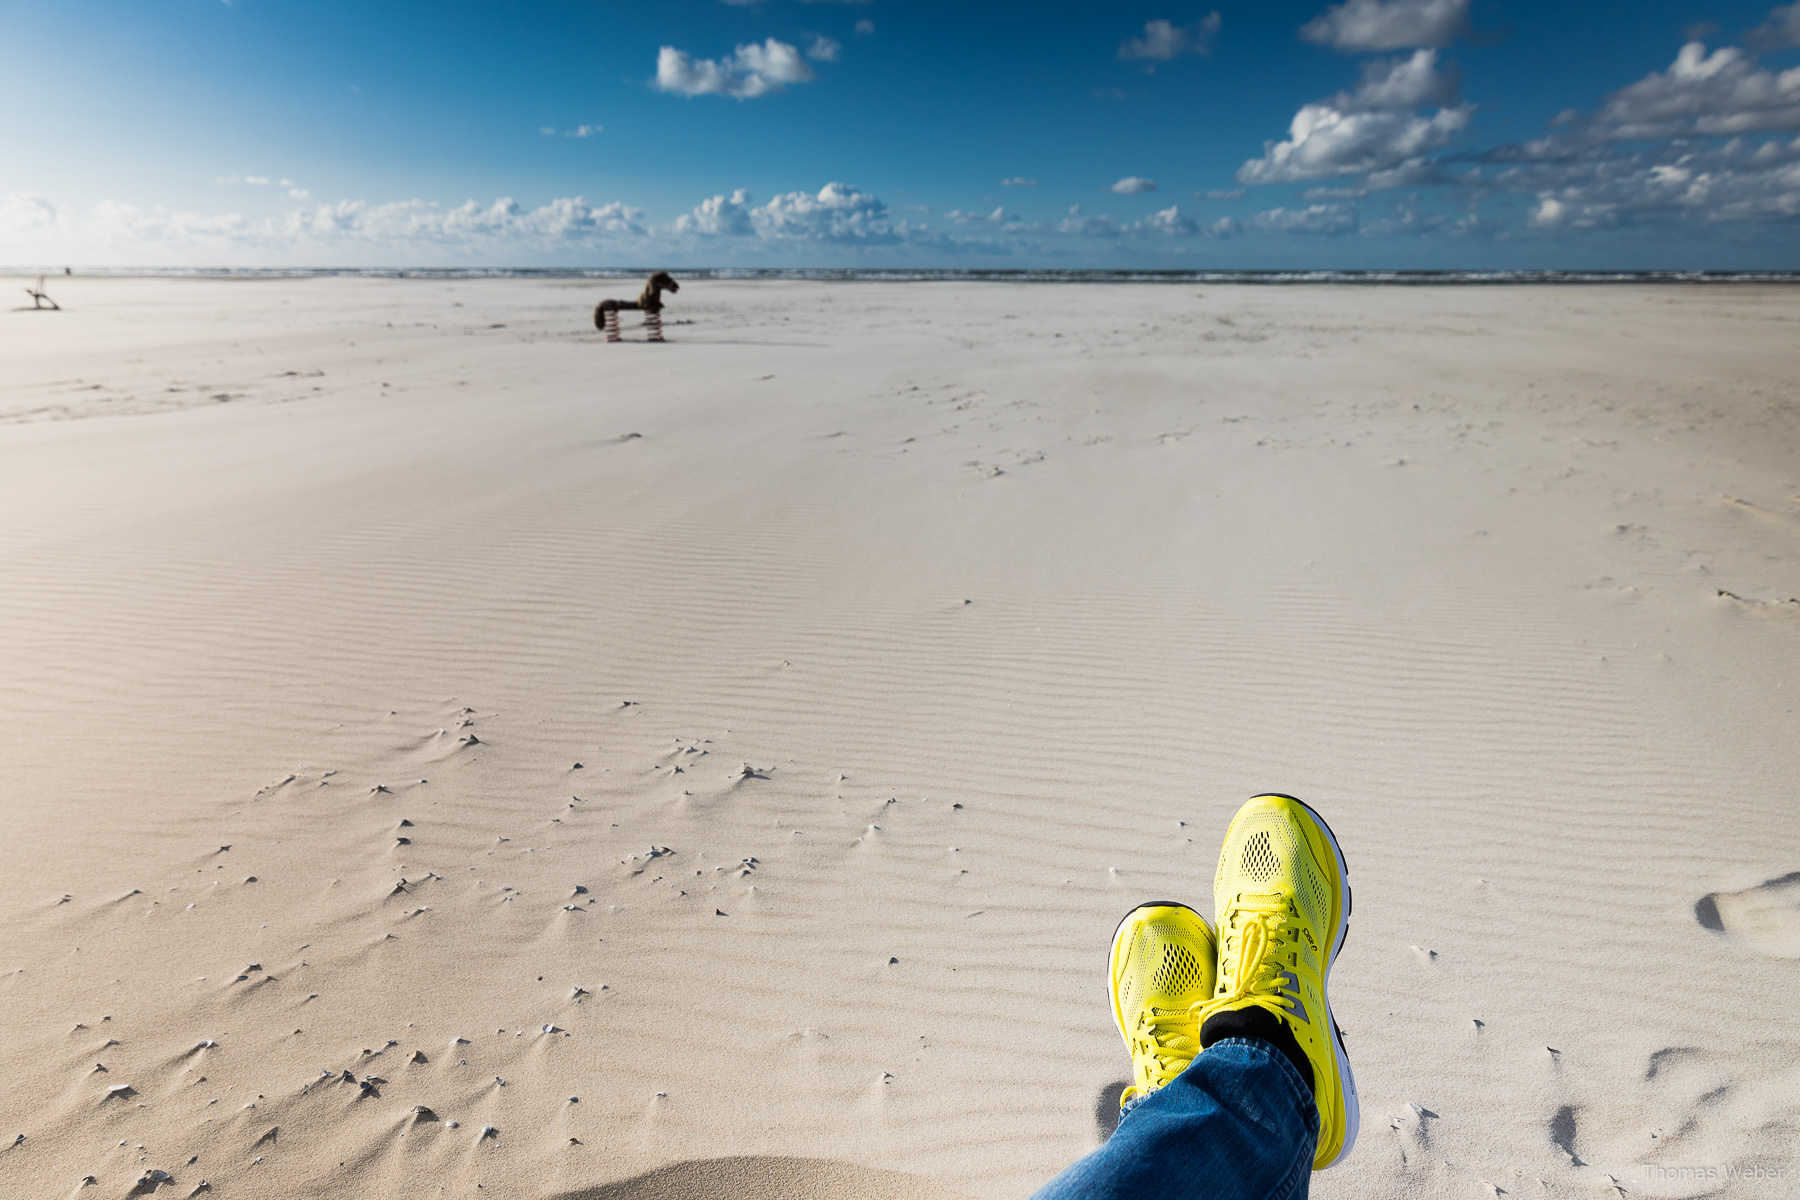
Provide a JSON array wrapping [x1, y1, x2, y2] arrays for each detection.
[[1029, 1039, 1318, 1200]]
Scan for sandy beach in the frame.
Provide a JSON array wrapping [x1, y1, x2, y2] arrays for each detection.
[[1, 276, 1796, 1200]]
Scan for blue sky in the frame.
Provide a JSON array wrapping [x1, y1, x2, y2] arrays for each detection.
[[3, 0, 1799, 267]]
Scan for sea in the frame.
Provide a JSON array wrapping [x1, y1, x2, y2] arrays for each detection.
[[20, 267, 1800, 284]]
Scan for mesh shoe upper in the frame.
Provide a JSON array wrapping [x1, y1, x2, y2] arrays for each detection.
[[1200, 795, 1358, 1170], [1109, 903, 1217, 1105]]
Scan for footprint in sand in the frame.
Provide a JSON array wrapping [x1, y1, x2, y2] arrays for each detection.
[[1548, 1104, 1584, 1166], [1695, 871, 1800, 957]]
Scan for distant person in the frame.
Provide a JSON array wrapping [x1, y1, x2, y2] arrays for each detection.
[[1031, 794, 1358, 1200], [594, 271, 679, 343]]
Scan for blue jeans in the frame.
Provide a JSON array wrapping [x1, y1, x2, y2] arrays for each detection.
[[1030, 1039, 1318, 1200]]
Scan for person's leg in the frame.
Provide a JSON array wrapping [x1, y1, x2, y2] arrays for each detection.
[[1030, 1038, 1317, 1200]]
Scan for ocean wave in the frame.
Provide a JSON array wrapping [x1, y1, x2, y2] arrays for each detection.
[[10, 266, 1800, 285]]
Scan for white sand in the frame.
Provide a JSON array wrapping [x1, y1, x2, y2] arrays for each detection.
[[1, 276, 1797, 1200]]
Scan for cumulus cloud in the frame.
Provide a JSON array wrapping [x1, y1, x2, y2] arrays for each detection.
[[675, 182, 899, 243], [1501, 137, 1800, 228], [0, 192, 648, 261], [757, 182, 896, 241], [1583, 42, 1800, 138], [1198, 187, 1246, 199], [0, 191, 58, 232], [1119, 14, 1221, 61], [1109, 176, 1158, 194], [1000, 176, 1037, 187], [1138, 205, 1197, 234], [1250, 204, 1358, 234], [674, 188, 757, 236], [1037, 203, 1235, 239], [1746, 2, 1800, 52], [655, 39, 815, 100], [1238, 103, 1470, 183], [1334, 49, 1459, 110], [1237, 47, 1468, 184], [806, 35, 842, 62], [1056, 205, 1120, 237], [1300, 0, 1470, 51], [1446, 29, 1800, 233], [945, 206, 1020, 226], [214, 173, 311, 199]]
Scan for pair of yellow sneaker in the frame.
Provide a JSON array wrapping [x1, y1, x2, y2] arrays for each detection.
[[1108, 794, 1359, 1170]]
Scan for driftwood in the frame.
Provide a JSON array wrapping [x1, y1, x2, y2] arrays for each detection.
[[23, 276, 60, 310]]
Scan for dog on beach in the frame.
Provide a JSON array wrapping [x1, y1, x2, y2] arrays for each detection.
[[594, 272, 678, 342]]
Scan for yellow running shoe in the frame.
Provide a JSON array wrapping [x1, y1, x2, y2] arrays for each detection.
[[1109, 902, 1217, 1105], [1198, 794, 1359, 1169]]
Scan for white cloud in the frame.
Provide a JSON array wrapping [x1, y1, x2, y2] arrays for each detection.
[[854, 18, 875, 35], [1000, 176, 1037, 187], [1586, 42, 1800, 138], [1250, 204, 1358, 234], [1139, 204, 1197, 234], [806, 35, 842, 62], [1057, 205, 1121, 237], [1467, 33, 1800, 232], [1119, 13, 1221, 61], [215, 173, 311, 200], [1198, 187, 1246, 199], [1528, 196, 1570, 228], [674, 188, 757, 236], [566, 124, 603, 137], [1238, 103, 1470, 183], [1109, 176, 1158, 194], [540, 126, 556, 135], [1238, 46, 1469, 185], [1334, 49, 1459, 111], [675, 182, 899, 243], [1746, 2, 1800, 53], [654, 39, 815, 100], [0, 192, 649, 262], [1300, 0, 1470, 51], [1497, 137, 1800, 228], [945, 206, 1017, 225], [0, 191, 58, 232], [756, 182, 896, 241], [1038, 202, 1234, 239]]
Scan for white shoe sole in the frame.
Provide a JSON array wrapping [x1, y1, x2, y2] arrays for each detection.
[[1273, 794, 1359, 1169]]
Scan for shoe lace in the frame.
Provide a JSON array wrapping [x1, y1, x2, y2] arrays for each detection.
[[1128, 1007, 1201, 1093], [1195, 900, 1296, 1028]]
